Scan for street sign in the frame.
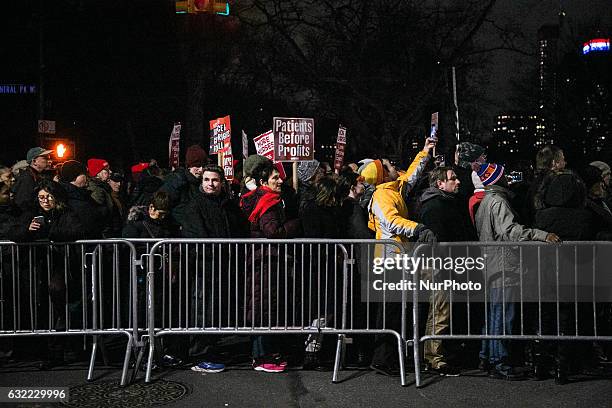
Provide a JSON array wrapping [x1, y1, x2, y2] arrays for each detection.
[[38, 120, 56, 134]]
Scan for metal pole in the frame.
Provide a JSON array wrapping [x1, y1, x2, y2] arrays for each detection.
[[452, 67, 460, 142]]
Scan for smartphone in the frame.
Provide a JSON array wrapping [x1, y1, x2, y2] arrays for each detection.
[[33, 215, 45, 224], [507, 171, 523, 185]]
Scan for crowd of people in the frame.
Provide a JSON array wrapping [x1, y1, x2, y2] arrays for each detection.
[[0, 138, 611, 383]]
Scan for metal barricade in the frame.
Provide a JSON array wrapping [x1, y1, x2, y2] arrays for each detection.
[[139, 239, 412, 385], [0, 240, 139, 386], [411, 241, 612, 387]]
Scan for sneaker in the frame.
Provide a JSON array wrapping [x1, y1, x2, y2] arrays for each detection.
[[489, 366, 525, 381], [191, 361, 226, 373], [432, 364, 461, 377], [160, 354, 183, 368], [253, 359, 286, 373], [369, 363, 400, 377]]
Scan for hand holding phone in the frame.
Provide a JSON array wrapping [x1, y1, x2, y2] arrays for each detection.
[[29, 216, 44, 231]]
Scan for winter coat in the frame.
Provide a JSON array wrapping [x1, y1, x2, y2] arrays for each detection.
[[419, 187, 477, 242], [0, 204, 25, 241], [88, 177, 114, 215], [183, 188, 248, 239], [585, 198, 612, 240], [157, 168, 201, 230], [368, 150, 429, 248], [58, 180, 105, 239], [240, 185, 300, 327], [20, 206, 86, 243], [240, 186, 300, 240], [301, 202, 340, 239], [533, 171, 594, 241], [339, 197, 373, 239], [122, 206, 178, 239], [11, 167, 43, 213], [475, 184, 549, 288], [129, 172, 164, 207]]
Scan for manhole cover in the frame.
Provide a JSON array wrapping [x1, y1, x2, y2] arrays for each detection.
[[63, 380, 189, 407]]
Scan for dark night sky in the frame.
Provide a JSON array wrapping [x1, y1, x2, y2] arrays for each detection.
[[483, 0, 612, 114], [1, 0, 610, 167]]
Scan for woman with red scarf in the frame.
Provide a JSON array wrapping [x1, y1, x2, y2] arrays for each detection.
[[240, 162, 301, 372]]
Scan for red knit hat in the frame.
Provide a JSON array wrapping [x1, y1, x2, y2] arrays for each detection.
[[185, 145, 208, 168], [131, 162, 149, 174], [87, 158, 110, 177]]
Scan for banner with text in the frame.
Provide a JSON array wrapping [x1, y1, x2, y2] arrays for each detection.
[[253, 130, 286, 179], [334, 125, 347, 171], [273, 117, 314, 162], [168, 123, 181, 170], [209, 115, 231, 155]]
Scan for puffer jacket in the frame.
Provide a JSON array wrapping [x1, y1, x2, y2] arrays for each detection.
[[475, 184, 549, 288], [368, 150, 429, 246]]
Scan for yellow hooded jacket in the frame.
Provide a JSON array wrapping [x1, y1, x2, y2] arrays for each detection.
[[368, 150, 430, 243]]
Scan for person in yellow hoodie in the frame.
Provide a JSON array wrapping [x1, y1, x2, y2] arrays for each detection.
[[365, 138, 437, 252], [363, 137, 436, 376]]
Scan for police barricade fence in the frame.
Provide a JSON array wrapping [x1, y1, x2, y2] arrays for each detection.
[[0, 239, 140, 386], [139, 239, 413, 385], [410, 241, 612, 387]]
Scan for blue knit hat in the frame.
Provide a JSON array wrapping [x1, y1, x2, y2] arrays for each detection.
[[477, 163, 504, 186]]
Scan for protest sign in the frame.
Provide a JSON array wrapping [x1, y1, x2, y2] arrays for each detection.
[[221, 131, 234, 180], [168, 123, 181, 170], [254, 130, 286, 179], [334, 126, 347, 171], [430, 112, 439, 141], [273, 117, 314, 162], [209, 115, 231, 155], [242, 130, 249, 159]]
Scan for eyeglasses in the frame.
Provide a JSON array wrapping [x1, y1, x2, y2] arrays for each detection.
[[38, 194, 54, 202]]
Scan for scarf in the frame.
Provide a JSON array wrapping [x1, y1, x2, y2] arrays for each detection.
[[243, 185, 281, 224]]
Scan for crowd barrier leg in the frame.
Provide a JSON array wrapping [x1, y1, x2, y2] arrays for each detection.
[[332, 334, 344, 383], [87, 336, 99, 382]]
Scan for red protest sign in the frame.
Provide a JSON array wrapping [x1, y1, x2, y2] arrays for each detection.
[[220, 132, 234, 181], [253, 130, 286, 179], [209, 115, 231, 155], [273, 117, 314, 162]]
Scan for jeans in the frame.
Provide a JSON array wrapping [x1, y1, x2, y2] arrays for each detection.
[[480, 287, 516, 369]]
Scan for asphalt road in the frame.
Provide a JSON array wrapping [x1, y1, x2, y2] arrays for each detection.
[[1, 360, 611, 408]]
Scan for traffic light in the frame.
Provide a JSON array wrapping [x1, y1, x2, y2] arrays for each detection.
[[179, 0, 228, 14], [56, 143, 67, 159]]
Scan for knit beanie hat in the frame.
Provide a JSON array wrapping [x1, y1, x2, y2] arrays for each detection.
[[359, 160, 387, 186], [243, 155, 271, 178], [59, 160, 86, 183], [185, 145, 208, 168], [87, 158, 109, 177], [457, 142, 485, 169], [477, 163, 504, 186], [297, 160, 320, 183], [590, 161, 611, 178]]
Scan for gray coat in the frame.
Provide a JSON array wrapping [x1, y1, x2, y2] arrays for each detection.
[[475, 184, 549, 288]]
